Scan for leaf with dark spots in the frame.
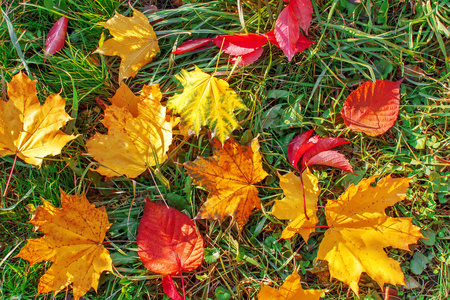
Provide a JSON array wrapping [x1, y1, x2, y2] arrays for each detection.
[[184, 137, 268, 231], [136, 200, 204, 275]]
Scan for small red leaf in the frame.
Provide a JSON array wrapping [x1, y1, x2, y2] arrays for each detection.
[[213, 33, 268, 56], [137, 200, 204, 275], [287, 130, 313, 166], [288, 0, 313, 32], [274, 6, 299, 61], [172, 38, 214, 54], [162, 276, 183, 300], [341, 79, 403, 136], [266, 30, 312, 54], [229, 47, 264, 66], [264, 30, 279, 47], [306, 150, 354, 173], [44, 16, 68, 56], [300, 137, 349, 169]]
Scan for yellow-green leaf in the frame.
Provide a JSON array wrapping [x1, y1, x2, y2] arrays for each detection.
[[167, 66, 246, 144]]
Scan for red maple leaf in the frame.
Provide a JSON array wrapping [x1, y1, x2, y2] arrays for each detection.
[[341, 79, 403, 136]]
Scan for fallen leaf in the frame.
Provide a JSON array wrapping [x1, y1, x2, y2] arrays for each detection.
[[172, 38, 214, 54], [274, 6, 299, 61], [15, 191, 112, 300], [212, 33, 268, 56], [288, 0, 314, 32], [258, 270, 324, 300], [167, 66, 246, 143], [95, 8, 160, 82], [0, 72, 77, 166], [44, 16, 68, 56], [271, 169, 320, 241], [287, 131, 352, 173], [229, 47, 265, 66], [86, 82, 173, 178], [137, 200, 204, 275], [265, 30, 312, 53], [184, 137, 268, 231], [341, 79, 403, 136], [317, 175, 424, 294], [162, 276, 183, 300]]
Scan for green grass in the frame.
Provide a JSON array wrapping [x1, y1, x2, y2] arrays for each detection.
[[1, 0, 449, 299]]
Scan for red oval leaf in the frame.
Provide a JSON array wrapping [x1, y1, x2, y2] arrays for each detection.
[[162, 276, 183, 300], [212, 33, 267, 56], [288, 0, 313, 32], [172, 38, 214, 54], [274, 6, 299, 61], [301, 137, 349, 168], [306, 150, 353, 173], [44, 16, 68, 56], [341, 79, 403, 136], [137, 200, 204, 275], [229, 47, 264, 66]]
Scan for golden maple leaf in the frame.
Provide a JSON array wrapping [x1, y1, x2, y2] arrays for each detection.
[[317, 175, 424, 294], [95, 8, 159, 82], [0, 72, 77, 166], [167, 66, 247, 144], [86, 82, 174, 178], [184, 137, 268, 231], [271, 169, 320, 241], [15, 191, 113, 300], [258, 270, 324, 300]]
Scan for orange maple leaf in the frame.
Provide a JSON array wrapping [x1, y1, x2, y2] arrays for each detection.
[[317, 175, 424, 294], [258, 270, 324, 299], [86, 82, 174, 178], [271, 169, 320, 241], [184, 137, 268, 231], [0, 72, 77, 166], [95, 8, 160, 82], [15, 191, 112, 300]]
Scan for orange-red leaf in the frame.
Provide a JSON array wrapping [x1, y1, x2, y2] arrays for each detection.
[[137, 200, 204, 275], [184, 137, 268, 231], [341, 79, 403, 136]]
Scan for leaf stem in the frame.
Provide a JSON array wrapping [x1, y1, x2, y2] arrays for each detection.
[[299, 168, 310, 221], [178, 257, 186, 300], [101, 240, 134, 245], [3, 152, 18, 199], [301, 225, 330, 230]]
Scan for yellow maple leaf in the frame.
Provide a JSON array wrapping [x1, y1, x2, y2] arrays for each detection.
[[184, 137, 268, 231], [258, 270, 325, 300], [86, 82, 174, 178], [95, 8, 160, 82], [317, 175, 424, 294], [0, 72, 77, 166], [167, 66, 247, 144], [271, 169, 320, 242], [15, 191, 112, 300]]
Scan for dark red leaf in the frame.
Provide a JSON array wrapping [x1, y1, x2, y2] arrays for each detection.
[[274, 6, 300, 61], [172, 38, 214, 54], [287, 130, 313, 165], [137, 200, 204, 275], [162, 276, 183, 300], [213, 33, 268, 56], [44, 16, 68, 56], [300, 137, 349, 169], [306, 150, 353, 173], [341, 79, 403, 137], [288, 0, 313, 32], [229, 47, 264, 66]]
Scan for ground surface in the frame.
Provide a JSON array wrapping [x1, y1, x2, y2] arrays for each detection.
[[0, 0, 449, 299]]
